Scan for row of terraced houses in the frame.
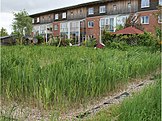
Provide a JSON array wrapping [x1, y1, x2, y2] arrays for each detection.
[[30, 0, 162, 44]]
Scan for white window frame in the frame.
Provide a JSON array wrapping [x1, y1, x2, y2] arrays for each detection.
[[54, 25, 58, 30], [128, 2, 131, 9], [88, 8, 94, 15], [55, 14, 59, 20], [32, 18, 34, 23], [113, 5, 117, 11], [37, 17, 39, 23], [141, 16, 149, 24], [88, 21, 94, 28], [99, 6, 106, 13], [62, 12, 66, 19], [141, 0, 150, 8], [159, 0, 162, 5], [158, 15, 162, 23]]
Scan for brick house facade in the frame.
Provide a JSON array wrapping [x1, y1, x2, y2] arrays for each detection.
[[53, 22, 60, 37], [86, 16, 101, 43], [137, 10, 160, 34], [30, 0, 161, 43]]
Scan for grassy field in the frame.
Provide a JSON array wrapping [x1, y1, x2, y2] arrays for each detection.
[[1, 46, 160, 111], [86, 74, 161, 121]]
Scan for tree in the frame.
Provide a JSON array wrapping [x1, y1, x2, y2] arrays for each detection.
[[12, 10, 33, 44], [0, 27, 8, 37]]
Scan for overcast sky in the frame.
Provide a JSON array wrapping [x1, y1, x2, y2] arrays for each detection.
[[1, 0, 95, 34]]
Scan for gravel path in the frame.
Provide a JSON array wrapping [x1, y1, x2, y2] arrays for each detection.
[[63, 75, 156, 120]]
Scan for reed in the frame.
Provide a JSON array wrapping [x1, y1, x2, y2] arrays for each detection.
[[1, 46, 160, 110]]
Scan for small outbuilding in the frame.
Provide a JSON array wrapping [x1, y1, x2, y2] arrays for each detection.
[[113, 26, 144, 35], [0, 35, 16, 45]]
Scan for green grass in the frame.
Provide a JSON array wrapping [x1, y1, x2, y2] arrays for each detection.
[[1, 46, 160, 110], [86, 75, 161, 121]]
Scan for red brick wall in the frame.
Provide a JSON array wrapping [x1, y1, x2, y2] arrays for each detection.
[[53, 22, 60, 37], [138, 10, 160, 34], [86, 16, 101, 43]]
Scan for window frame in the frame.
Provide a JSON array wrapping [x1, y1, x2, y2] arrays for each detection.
[[158, 15, 162, 23], [99, 6, 106, 13], [37, 17, 39, 23], [55, 14, 59, 20], [128, 2, 131, 9], [88, 21, 94, 28], [62, 12, 66, 19], [141, 16, 149, 24], [88, 8, 94, 15], [54, 25, 58, 30], [141, 0, 150, 8], [113, 5, 117, 11], [159, 0, 162, 5], [32, 18, 34, 23]]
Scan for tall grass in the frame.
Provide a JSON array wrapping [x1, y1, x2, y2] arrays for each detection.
[[87, 75, 161, 121], [1, 46, 160, 110]]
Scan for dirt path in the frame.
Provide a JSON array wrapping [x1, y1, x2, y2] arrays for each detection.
[[0, 73, 158, 121], [62, 75, 157, 120]]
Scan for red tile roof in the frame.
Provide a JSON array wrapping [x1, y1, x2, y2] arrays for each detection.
[[113, 26, 144, 35]]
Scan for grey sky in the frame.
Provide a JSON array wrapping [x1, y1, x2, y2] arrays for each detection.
[[2, 0, 96, 14], [1, 0, 95, 34]]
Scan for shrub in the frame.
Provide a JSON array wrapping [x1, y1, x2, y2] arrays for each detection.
[[84, 38, 97, 47], [137, 32, 156, 46], [102, 30, 113, 44], [109, 41, 128, 51], [36, 35, 44, 44], [48, 37, 60, 46], [116, 25, 124, 31]]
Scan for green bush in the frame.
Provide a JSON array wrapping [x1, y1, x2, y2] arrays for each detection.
[[102, 30, 159, 51], [36, 35, 44, 44], [115, 24, 124, 31], [137, 32, 156, 46], [109, 41, 128, 51], [84, 38, 97, 47], [102, 30, 113, 44], [47, 37, 60, 46]]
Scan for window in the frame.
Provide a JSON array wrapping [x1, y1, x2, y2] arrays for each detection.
[[48, 15, 51, 21], [42, 17, 45, 23], [141, 16, 149, 24], [32, 18, 34, 23], [88, 8, 94, 15], [37, 17, 39, 23], [113, 5, 117, 11], [141, 0, 150, 8], [54, 25, 58, 30], [100, 6, 106, 13], [71, 11, 74, 16], [88, 21, 94, 28], [62, 12, 66, 19], [60, 22, 68, 32], [128, 2, 131, 9], [80, 9, 82, 13], [158, 14, 162, 23], [100, 19, 105, 27], [110, 18, 114, 32], [55, 14, 58, 20], [159, 0, 162, 5]]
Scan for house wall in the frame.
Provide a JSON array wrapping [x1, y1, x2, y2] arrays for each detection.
[[86, 16, 101, 43], [67, 7, 87, 20], [40, 14, 54, 24], [138, 0, 158, 11], [107, 0, 138, 15], [53, 22, 60, 37], [137, 10, 160, 34], [31, 0, 160, 42]]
